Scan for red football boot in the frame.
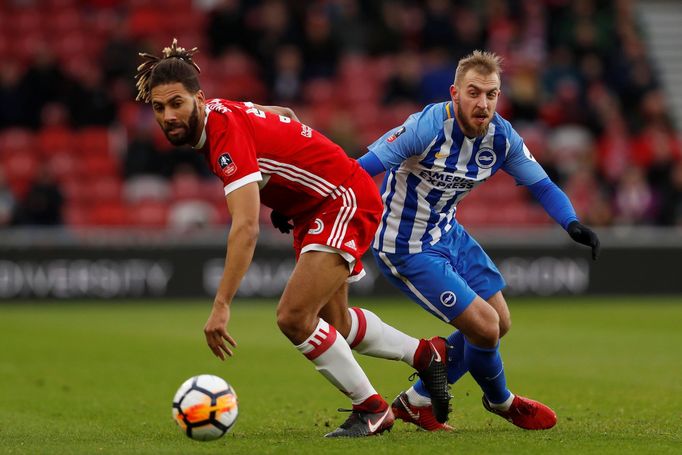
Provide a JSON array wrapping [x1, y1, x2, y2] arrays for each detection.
[[482, 395, 557, 430], [391, 391, 454, 432]]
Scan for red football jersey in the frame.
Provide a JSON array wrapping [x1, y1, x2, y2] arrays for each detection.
[[196, 99, 361, 219]]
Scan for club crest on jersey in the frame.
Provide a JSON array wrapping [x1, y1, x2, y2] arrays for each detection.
[[386, 126, 406, 143], [308, 218, 324, 234], [475, 148, 497, 169], [218, 153, 237, 177], [440, 291, 457, 307]]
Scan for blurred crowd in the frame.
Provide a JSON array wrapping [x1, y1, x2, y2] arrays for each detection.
[[1, 0, 681, 230]]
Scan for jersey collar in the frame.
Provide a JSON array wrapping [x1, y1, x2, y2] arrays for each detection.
[[194, 105, 211, 149]]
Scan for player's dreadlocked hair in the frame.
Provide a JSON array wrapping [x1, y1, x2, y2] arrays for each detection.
[[135, 38, 201, 103]]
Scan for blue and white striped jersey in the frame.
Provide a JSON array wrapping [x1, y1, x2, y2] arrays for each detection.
[[369, 101, 547, 254]]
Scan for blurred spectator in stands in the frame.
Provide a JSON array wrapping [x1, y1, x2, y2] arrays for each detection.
[[329, 0, 368, 54], [100, 24, 138, 87], [327, 111, 361, 158], [507, 63, 541, 122], [0, 169, 16, 226], [540, 76, 594, 129], [546, 125, 594, 184], [64, 59, 117, 127], [302, 6, 340, 80], [582, 190, 614, 227], [366, 1, 404, 55], [206, 0, 248, 57], [658, 161, 682, 226], [124, 126, 165, 179], [613, 32, 658, 130], [248, 0, 301, 71], [19, 45, 68, 128], [451, 6, 485, 61], [14, 169, 64, 226], [0, 62, 29, 127], [541, 46, 580, 100], [419, 47, 455, 104], [613, 166, 656, 225], [382, 50, 422, 105], [268, 45, 304, 104], [631, 120, 681, 170], [422, 0, 455, 51], [564, 166, 601, 221]]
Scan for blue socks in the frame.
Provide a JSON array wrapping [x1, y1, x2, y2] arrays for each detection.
[[464, 339, 511, 405], [445, 330, 468, 384], [413, 330, 511, 406]]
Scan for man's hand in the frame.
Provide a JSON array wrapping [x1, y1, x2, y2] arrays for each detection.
[[204, 301, 237, 360], [270, 210, 294, 234], [567, 221, 601, 260]]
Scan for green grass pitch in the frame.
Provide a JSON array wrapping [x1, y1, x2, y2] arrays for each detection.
[[1, 297, 681, 454]]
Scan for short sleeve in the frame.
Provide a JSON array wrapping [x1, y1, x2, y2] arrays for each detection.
[[206, 114, 262, 196], [367, 103, 442, 169]]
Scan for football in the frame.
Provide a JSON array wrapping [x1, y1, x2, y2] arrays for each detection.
[[172, 374, 239, 441]]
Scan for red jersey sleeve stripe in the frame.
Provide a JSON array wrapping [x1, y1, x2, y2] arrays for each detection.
[[223, 172, 263, 196]]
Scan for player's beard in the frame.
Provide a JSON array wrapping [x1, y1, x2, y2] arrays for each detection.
[[164, 101, 200, 146], [457, 102, 490, 137]]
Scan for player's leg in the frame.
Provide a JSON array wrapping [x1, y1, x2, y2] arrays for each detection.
[[276, 250, 394, 437], [374, 247, 471, 430], [276, 251, 372, 401], [411, 226, 510, 391], [488, 291, 511, 337], [454, 300, 556, 430], [320, 283, 437, 368], [442, 225, 553, 429], [318, 279, 451, 426]]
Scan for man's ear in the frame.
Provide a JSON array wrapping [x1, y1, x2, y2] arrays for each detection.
[[196, 90, 206, 107], [450, 84, 459, 104]]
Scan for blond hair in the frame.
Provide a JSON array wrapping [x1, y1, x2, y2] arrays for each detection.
[[454, 50, 503, 86]]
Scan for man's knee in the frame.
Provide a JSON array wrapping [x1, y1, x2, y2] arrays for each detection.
[[276, 303, 316, 344], [499, 314, 511, 338], [455, 299, 500, 348]]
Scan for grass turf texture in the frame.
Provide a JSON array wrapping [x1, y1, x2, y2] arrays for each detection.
[[1, 297, 681, 454]]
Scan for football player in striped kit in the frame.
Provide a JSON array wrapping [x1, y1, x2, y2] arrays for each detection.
[[136, 39, 452, 437], [357, 50, 600, 431]]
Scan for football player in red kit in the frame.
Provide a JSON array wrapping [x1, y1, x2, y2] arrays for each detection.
[[135, 40, 452, 436]]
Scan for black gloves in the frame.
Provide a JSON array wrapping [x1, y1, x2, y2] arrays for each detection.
[[270, 210, 293, 234], [567, 220, 600, 260]]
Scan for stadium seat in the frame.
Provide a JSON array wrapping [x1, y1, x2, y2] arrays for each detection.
[[63, 203, 90, 227], [123, 175, 171, 203], [76, 127, 112, 156], [87, 201, 130, 226], [2, 152, 39, 197], [38, 127, 76, 157], [168, 200, 218, 231], [79, 154, 121, 178], [0, 128, 35, 156], [128, 200, 169, 228]]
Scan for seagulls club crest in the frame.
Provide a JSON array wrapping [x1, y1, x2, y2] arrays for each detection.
[[218, 153, 237, 177], [474, 148, 497, 169], [386, 126, 406, 143]]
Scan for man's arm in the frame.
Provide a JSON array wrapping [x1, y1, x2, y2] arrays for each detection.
[[252, 103, 300, 122], [358, 106, 436, 175], [204, 182, 261, 360], [357, 151, 386, 176], [502, 125, 600, 260], [527, 178, 600, 260]]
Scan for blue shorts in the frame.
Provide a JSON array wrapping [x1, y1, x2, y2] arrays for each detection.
[[373, 223, 505, 322]]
